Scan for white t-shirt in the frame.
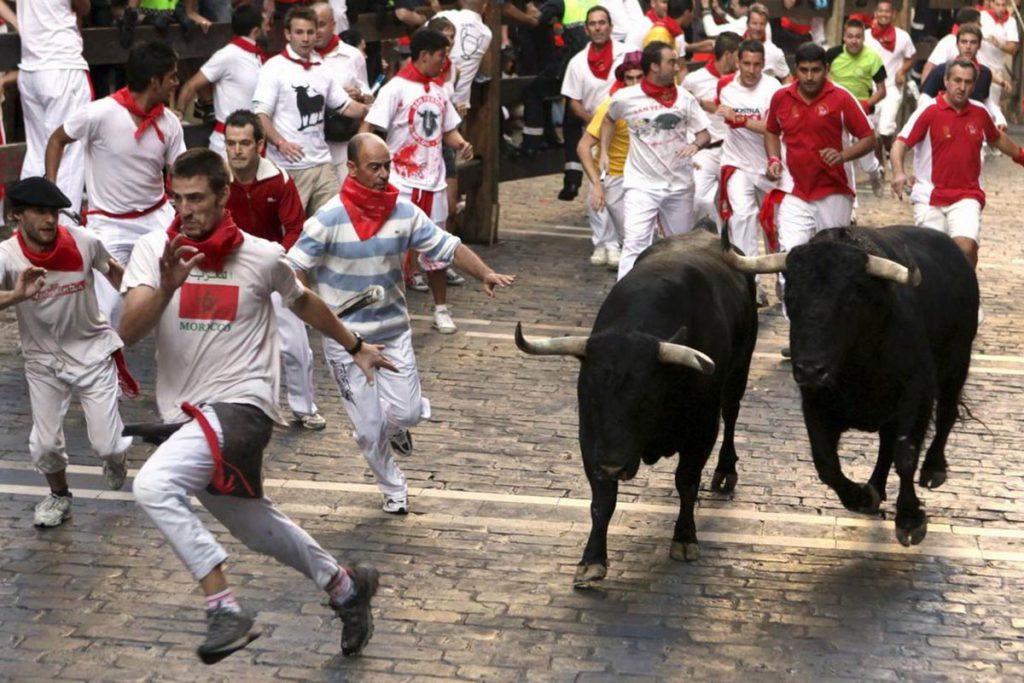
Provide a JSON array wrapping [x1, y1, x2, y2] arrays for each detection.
[[330, 0, 350, 32], [321, 40, 370, 93], [682, 64, 729, 142], [121, 230, 304, 423], [624, 16, 654, 51], [763, 39, 791, 81], [719, 74, 783, 172], [926, 34, 958, 67], [201, 40, 264, 125], [0, 227, 121, 376], [561, 41, 627, 115], [365, 76, 461, 192], [436, 9, 493, 108], [864, 26, 916, 88], [16, 0, 88, 72], [606, 84, 711, 190], [253, 47, 352, 170], [63, 97, 186, 214], [979, 11, 1019, 73], [602, 0, 634, 43]]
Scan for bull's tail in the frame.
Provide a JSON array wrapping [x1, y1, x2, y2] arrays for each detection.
[[957, 393, 990, 433]]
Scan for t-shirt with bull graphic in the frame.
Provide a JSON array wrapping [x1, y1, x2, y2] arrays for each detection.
[[121, 230, 305, 424], [253, 45, 352, 172], [606, 84, 711, 192], [364, 76, 461, 192]]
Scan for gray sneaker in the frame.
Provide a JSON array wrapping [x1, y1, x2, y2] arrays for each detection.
[[103, 453, 128, 491], [331, 564, 380, 657], [389, 429, 413, 457], [197, 607, 260, 665], [34, 493, 71, 527], [382, 495, 409, 515]]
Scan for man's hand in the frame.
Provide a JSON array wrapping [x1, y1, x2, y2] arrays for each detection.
[[819, 147, 844, 166], [456, 140, 474, 161], [13, 267, 47, 301], [276, 140, 304, 163], [890, 171, 913, 200], [351, 342, 398, 385], [591, 183, 606, 212], [482, 272, 515, 297], [896, 72, 906, 89], [159, 234, 204, 295], [678, 143, 700, 159], [766, 157, 783, 181]]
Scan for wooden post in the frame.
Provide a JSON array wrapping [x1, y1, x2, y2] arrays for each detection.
[[459, 3, 501, 245], [826, 0, 847, 46]]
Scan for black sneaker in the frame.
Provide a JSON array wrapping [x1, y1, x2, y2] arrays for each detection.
[[780, 347, 792, 360], [331, 565, 380, 657], [389, 429, 413, 457], [197, 607, 260, 665]]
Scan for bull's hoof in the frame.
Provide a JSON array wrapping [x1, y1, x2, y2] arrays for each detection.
[[919, 469, 947, 490], [894, 516, 928, 547], [573, 563, 607, 586], [670, 541, 700, 562], [710, 471, 738, 494], [853, 483, 882, 515]]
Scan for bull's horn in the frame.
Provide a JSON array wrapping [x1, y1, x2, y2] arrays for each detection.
[[514, 323, 588, 357], [657, 342, 716, 374], [865, 255, 922, 286], [720, 228, 788, 273]]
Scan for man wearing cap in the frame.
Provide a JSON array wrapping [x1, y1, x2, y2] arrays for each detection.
[[0, 177, 134, 528]]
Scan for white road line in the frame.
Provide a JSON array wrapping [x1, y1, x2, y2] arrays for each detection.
[[503, 229, 591, 240]]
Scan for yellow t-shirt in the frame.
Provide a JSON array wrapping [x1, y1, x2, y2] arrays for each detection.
[[586, 96, 630, 177]]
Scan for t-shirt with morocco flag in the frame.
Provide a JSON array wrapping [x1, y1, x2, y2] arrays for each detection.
[[765, 80, 874, 200], [896, 96, 1000, 208], [121, 230, 305, 424], [718, 74, 783, 173]]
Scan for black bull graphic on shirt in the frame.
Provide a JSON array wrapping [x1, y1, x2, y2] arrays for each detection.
[[292, 85, 325, 130]]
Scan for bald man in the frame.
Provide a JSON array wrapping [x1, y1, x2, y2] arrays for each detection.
[[287, 134, 515, 515]]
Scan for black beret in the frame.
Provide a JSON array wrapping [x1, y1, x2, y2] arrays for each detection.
[[7, 177, 72, 210]]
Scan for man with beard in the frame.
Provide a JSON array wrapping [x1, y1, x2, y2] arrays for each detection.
[[560, 5, 626, 267], [600, 41, 711, 279], [45, 41, 186, 328]]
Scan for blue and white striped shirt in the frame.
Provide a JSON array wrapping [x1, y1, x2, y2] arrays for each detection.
[[287, 193, 461, 341]]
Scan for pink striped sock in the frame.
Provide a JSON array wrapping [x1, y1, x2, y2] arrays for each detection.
[[205, 588, 241, 613], [326, 566, 355, 605]]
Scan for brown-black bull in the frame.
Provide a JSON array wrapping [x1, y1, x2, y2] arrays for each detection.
[[516, 229, 758, 585]]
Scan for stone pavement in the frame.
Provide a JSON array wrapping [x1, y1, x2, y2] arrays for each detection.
[[2, 157, 1024, 681]]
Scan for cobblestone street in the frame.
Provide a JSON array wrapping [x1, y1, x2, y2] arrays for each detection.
[[2, 154, 1024, 682]]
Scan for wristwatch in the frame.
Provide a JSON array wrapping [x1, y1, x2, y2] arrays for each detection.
[[345, 332, 364, 355]]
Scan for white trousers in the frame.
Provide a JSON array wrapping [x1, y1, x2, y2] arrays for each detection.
[[91, 204, 176, 328], [602, 174, 626, 250], [586, 179, 614, 249], [874, 85, 903, 137], [618, 186, 695, 280], [26, 358, 131, 475], [272, 293, 318, 418], [776, 193, 854, 253], [693, 147, 722, 230], [726, 169, 776, 259], [18, 69, 91, 214], [208, 130, 226, 159], [133, 405, 339, 586], [322, 329, 429, 498], [913, 198, 982, 244]]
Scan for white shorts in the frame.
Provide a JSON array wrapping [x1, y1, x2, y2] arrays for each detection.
[[873, 86, 903, 137], [776, 193, 854, 253], [913, 198, 982, 244], [398, 185, 451, 272]]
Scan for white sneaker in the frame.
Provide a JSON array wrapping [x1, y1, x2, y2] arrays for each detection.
[[34, 493, 71, 528], [978, 304, 985, 326], [405, 273, 429, 292], [870, 170, 884, 198], [589, 247, 607, 266], [103, 453, 128, 491], [605, 248, 621, 270], [299, 412, 327, 431], [432, 307, 457, 334], [755, 283, 770, 308], [445, 268, 466, 286], [382, 495, 409, 515]]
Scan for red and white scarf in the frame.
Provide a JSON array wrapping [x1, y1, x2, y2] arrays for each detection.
[[230, 37, 268, 63], [646, 9, 683, 38], [396, 62, 435, 92], [111, 87, 166, 143], [640, 77, 677, 107], [871, 21, 897, 52], [16, 225, 84, 272], [587, 41, 614, 79], [340, 176, 400, 241], [166, 211, 245, 273]]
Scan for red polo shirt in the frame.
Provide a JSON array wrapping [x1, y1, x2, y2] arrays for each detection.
[[766, 80, 874, 201], [897, 95, 1000, 208], [227, 158, 306, 251]]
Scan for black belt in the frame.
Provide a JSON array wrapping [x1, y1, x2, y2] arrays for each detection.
[[704, 140, 724, 150]]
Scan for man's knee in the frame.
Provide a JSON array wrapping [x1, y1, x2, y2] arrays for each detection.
[[132, 462, 174, 508]]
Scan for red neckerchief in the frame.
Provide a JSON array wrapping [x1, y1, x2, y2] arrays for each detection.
[[952, 22, 961, 36], [587, 41, 614, 79], [397, 62, 434, 92], [316, 35, 340, 58], [986, 8, 1010, 25], [340, 176, 400, 241], [871, 21, 897, 52], [111, 87, 166, 143], [230, 37, 268, 63], [646, 9, 683, 38], [16, 225, 84, 272], [610, 79, 626, 95], [705, 60, 722, 78], [281, 46, 318, 71], [640, 77, 677, 107], [166, 211, 244, 272], [435, 58, 452, 86]]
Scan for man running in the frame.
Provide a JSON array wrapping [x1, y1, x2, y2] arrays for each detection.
[[288, 133, 514, 515], [121, 148, 393, 664], [0, 178, 133, 528]]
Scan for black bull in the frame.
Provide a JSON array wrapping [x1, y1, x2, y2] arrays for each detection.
[[726, 226, 978, 547], [516, 230, 758, 585]]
